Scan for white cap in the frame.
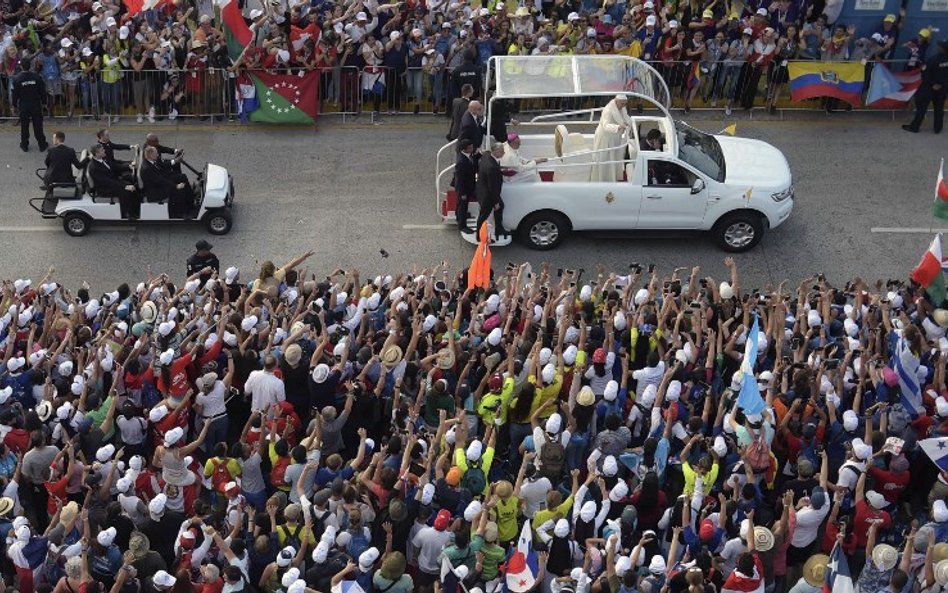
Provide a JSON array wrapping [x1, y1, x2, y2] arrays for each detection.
[[164, 426, 184, 447], [541, 362, 556, 384], [545, 413, 562, 434], [719, 282, 734, 299], [356, 11, 367, 19], [602, 455, 618, 476], [645, 14, 656, 26], [153, 570, 176, 589], [604, 380, 619, 401], [97, 526, 117, 546], [466, 440, 483, 461], [567, 11, 579, 20]]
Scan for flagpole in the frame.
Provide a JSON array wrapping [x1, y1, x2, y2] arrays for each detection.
[[932, 158, 945, 235]]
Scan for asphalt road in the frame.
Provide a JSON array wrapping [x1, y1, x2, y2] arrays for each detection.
[[0, 110, 945, 292]]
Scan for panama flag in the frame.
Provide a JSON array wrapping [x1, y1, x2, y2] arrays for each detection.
[[934, 160, 948, 222], [502, 521, 539, 593], [221, 0, 252, 61], [919, 437, 948, 472], [866, 64, 922, 108], [911, 234, 947, 304], [823, 541, 854, 593], [736, 314, 766, 416], [892, 333, 923, 416]]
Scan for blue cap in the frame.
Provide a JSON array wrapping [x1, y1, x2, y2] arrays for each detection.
[[810, 487, 826, 510]]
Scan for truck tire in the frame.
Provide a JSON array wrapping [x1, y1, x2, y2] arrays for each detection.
[[205, 210, 233, 235], [713, 211, 764, 252], [63, 212, 91, 237], [518, 210, 571, 250]]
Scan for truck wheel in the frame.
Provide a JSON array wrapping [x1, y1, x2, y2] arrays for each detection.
[[519, 211, 571, 250], [205, 210, 233, 235], [714, 212, 764, 252], [63, 212, 91, 237]]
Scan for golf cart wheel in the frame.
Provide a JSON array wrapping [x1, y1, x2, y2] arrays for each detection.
[[63, 212, 91, 237], [205, 210, 233, 235], [519, 210, 571, 251], [714, 211, 764, 252]]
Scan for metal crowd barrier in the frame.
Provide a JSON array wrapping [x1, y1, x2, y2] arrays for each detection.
[[0, 59, 916, 122]]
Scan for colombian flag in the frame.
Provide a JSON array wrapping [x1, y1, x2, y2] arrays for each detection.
[[788, 62, 865, 107]]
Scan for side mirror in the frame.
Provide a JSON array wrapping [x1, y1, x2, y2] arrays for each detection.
[[691, 178, 706, 194]]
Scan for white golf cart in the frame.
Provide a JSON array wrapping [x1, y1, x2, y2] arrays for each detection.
[[435, 55, 794, 252], [31, 147, 235, 237]]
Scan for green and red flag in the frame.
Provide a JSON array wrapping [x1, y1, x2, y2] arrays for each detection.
[[249, 70, 319, 124], [221, 0, 252, 61], [935, 159, 948, 222], [911, 233, 947, 304]]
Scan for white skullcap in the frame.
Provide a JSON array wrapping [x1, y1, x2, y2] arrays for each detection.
[[563, 345, 578, 365], [604, 380, 619, 401], [539, 347, 552, 365], [545, 413, 562, 434], [541, 363, 556, 384], [487, 327, 502, 346], [580, 501, 597, 522], [602, 455, 618, 476], [554, 518, 570, 538], [464, 500, 482, 522]]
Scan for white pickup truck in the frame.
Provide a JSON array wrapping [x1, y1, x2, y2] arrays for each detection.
[[435, 55, 794, 252]]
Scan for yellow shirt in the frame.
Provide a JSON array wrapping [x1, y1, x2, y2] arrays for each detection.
[[682, 461, 719, 497], [478, 378, 515, 426], [528, 374, 563, 418], [494, 495, 520, 542], [531, 495, 574, 541]]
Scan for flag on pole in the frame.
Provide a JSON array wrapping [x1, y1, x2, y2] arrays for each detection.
[[736, 315, 766, 416], [893, 334, 923, 416], [910, 234, 947, 304], [866, 64, 922, 108], [919, 437, 948, 472], [220, 0, 252, 61], [823, 541, 854, 593], [935, 160, 948, 222], [501, 521, 539, 593]]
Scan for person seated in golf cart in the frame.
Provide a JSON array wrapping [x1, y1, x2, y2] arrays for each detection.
[[140, 146, 192, 218]]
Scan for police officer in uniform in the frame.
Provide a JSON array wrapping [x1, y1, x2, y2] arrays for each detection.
[[904, 40, 948, 134], [187, 240, 220, 284], [12, 59, 48, 152]]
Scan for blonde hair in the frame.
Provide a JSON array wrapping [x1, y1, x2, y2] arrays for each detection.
[[686, 567, 704, 593]]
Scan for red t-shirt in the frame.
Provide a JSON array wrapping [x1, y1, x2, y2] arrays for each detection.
[[853, 500, 892, 547], [45, 475, 69, 514], [868, 466, 910, 504], [4, 429, 29, 454]]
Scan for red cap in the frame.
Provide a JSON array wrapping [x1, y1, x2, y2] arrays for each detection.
[[434, 509, 452, 531], [488, 372, 504, 391], [699, 519, 715, 541], [592, 348, 607, 364]]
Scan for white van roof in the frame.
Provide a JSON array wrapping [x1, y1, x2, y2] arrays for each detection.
[[487, 55, 671, 109]]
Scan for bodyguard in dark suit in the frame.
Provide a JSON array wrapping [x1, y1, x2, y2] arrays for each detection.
[[458, 100, 487, 152], [96, 129, 134, 180], [475, 141, 507, 237], [12, 59, 47, 153], [454, 139, 477, 232], [88, 144, 139, 219], [44, 132, 82, 186], [446, 84, 473, 141]]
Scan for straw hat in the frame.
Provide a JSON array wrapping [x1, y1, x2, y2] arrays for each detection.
[[381, 346, 403, 368], [60, 501, 79, 525], [935, 559, 948, 586], [933, 542, 948, 564], [753, 526, 774, 552], [128, 532, 151, 560], [0, 497, 13, 517], [803, 554, 829, 587], [437, 348, 455, 370], [380, 551, 406, 581], [871, 544, 898, 571]]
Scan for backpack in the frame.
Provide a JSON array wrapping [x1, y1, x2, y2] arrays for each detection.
[[279, 523, 304, 551], [310, 507, 330, 543], [271, 457, 291, 488], [540, 437, 566, 482], [210, 457, 231, 493], [745, 427, 772, 473], [461, 459, 487, 495], [347, 528, 370, 559]]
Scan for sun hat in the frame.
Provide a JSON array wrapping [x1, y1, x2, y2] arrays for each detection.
[[754, 526, 774, 551], [872, 543, 898, 571], [803, 554, 829, 587]]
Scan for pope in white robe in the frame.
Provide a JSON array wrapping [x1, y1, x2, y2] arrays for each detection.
[[590, 95, 633, 182], [500, 133, 547, 183]]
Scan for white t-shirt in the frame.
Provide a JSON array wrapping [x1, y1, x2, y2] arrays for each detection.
[[244, 371, 285, 412], [719, 537, 747, 574], [196, 381, 227, 418], [116, 415, 147, 445], [520, 477, 552, 518], [412, 526, 451, 574], [791, 504, 830, 547]]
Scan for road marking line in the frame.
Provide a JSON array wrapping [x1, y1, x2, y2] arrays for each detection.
[[870, 227, 948, 234], [402, 224, 451, 230], [0, 226, 137, 232]]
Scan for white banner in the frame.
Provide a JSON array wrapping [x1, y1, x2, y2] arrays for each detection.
[[853, 0, 885, 9], [921, 0, 948, 9]]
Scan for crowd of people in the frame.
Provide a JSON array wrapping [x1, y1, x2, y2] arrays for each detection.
[[0, 0, 937, 120], [0, 254, 947, 593]]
